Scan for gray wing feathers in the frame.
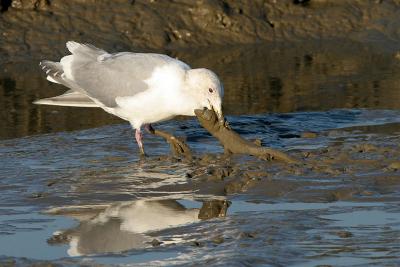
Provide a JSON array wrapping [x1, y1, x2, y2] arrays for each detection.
[[37, 41, 183, 108], [66, 41, 107, 59], [34, 90, 98, 107], [70, 53, 171, 107]]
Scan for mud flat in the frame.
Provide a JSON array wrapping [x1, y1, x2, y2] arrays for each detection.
[[1, 109, 400, 265]]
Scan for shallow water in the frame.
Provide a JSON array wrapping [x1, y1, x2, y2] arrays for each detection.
[[1, 41, 400, 266], [1, 199, 399, 266], [1, 108, 400, 266]]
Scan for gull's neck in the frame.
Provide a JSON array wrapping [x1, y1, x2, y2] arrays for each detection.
[[173, 83, 200, 116]]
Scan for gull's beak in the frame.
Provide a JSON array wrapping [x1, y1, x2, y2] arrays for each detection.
[[213, 105, 224, 125], [207, 99, 224, 125]]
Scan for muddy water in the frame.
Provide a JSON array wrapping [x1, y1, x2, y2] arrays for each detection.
[[1, 41, 400, 266]]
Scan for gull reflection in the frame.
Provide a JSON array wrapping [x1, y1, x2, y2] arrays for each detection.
[[47, 199, 230, 256]]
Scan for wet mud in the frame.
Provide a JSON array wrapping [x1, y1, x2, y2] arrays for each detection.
[[1, 0, 400, 60], [1, 108, 400, 265]]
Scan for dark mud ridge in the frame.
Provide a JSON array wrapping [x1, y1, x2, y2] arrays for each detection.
[[1, 0, 400, 61]]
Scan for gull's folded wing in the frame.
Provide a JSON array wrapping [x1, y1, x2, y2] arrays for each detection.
[[34, 90, 99, 107], [36, 41, 191, 108]]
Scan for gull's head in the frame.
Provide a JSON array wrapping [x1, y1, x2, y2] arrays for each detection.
[[186, 68, 224, 123]]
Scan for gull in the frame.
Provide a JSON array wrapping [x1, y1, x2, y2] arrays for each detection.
[[34, 41, 224, 155]]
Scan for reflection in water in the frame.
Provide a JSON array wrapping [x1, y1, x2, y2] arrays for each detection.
[[47, 199, 230, 256], [1, 41, 400, 139]]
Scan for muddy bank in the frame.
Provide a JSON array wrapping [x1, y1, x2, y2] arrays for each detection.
[[1, 0, 400, 61]]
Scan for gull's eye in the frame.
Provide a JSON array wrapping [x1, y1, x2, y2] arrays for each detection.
[[208, 88, 214, 93]]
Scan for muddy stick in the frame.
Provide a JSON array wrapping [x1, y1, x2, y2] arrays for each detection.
[[147, 127, 193, 160], [194, 108, 298, 164]]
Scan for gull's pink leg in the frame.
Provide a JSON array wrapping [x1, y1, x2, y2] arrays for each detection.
[[144, 123, 155, 134], [135, 128, 145, 155]]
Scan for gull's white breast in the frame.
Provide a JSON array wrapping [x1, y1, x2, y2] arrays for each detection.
[[113, 64, 192, 129]]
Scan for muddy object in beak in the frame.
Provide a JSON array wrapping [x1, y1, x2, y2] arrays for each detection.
[[201, 107, 214, 121], [208, 103, 224, 126], [194, 108, 298, 163]]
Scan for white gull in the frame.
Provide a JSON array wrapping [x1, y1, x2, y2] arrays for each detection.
[[34, 41, 224, 155]]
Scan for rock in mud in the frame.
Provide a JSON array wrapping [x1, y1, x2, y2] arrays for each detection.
[[199, 154, 218, 165], [151, 239, 162, 247], [336, 231, 353, 238], [47, 232, 70, 245], [325, 188, 356, 202], [46, 180, 57, 187], [223, 175, 258, 194], [301, 132, 318, 138], [207, 166, 233, 180], [387, 161, 400, 171], [240, 232, 257, 238], [353, 143, 378, 153], [198, 200, 230, 219], [211, 235, 224, 245], [191, 241, 204, 247], [30, 192, 47, 199], [244, 170, 268, 180], [10, 0, 49, 10]]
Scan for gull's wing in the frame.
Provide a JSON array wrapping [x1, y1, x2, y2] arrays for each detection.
[[33, 90, 98, 107], [38, 41, 190, 108]]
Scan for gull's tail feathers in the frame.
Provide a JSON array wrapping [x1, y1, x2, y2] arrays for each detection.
[[39, 58, 88, 94], [33, 90, 99, 107], [39, 60, 64, 84], [36, 42, 110, 108]]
